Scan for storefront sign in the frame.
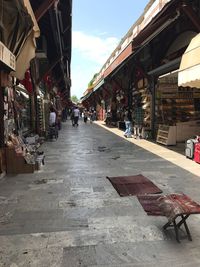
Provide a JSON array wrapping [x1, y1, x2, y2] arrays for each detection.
[[0, 42, 16, 71]]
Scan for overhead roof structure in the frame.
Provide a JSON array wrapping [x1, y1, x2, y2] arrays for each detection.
[[30, 0, 72, 99], [82, 0, 180, 97], [0, 0, 40, 78]]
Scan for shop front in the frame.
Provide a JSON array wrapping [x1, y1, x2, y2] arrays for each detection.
[[0, 42, 16, 175], [155, 71, 200, 146], [147, 31, 200, 148], [0, 0, 40, 175]]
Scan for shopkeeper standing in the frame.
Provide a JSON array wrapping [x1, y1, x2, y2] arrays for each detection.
[[133, 104, 144, 139]]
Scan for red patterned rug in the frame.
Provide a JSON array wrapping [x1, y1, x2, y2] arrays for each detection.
[[106, 174, 162, 197], [137, 195, 164, 216]]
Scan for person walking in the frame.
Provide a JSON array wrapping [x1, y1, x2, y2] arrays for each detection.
[[49, 107, 58, 139], [89, 109, 95, 124], [70, 108, 75, 126], [83, 109, 88, 123], [124, 109, 132, 138], [73, 106, 80, 126], [62, 106, 68, 121]]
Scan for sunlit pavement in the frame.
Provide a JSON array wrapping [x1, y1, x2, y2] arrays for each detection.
[[95, 120, 200, 177], [1, 119, 200, 266]]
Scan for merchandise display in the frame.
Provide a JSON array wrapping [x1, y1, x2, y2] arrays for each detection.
[[15, 87, 31, 133], [37, 98, 45, 133], [156, 75, 200, 146], [156, 124, 176, 145], [156, 76, 200, 125], [5, 132, 44, 174]]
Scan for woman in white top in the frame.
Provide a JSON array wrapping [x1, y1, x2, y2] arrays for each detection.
[[49, 107, 56, 126]]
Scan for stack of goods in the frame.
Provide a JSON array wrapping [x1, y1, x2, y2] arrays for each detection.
[[6, 133, 44, 173], [156, 76, 200, 126]]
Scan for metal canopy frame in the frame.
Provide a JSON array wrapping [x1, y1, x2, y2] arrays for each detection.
[[147, 57, 181, 77]]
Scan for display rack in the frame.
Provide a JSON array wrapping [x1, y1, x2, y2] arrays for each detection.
[[156, 77, 200, 126], [156, 124, 176, 145], [37, 98, 45, 133]]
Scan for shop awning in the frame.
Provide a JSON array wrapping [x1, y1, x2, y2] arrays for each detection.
[[93, 79, 104, 92], [15, 0, 40, 80], [81, 91, 93, 103], [178, 33, 200, 88]]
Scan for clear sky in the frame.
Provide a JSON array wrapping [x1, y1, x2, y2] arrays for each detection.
[[71, 0, 149, 99]]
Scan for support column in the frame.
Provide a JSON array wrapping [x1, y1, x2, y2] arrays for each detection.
[[150, 76, 156, 139], [128, 66, 135, 113], [0, 76, 5, 174], [34, 91, 40, 134], [0, 83, 4, 148], [30, 94, 36, 132]]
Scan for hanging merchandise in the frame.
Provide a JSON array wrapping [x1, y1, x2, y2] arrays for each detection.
[[20, 70, 33, 94], [3, 87, 16, 143], [37, 97, 45, 134], [43, 74, 52, 90], [15, 85, 31, 133]]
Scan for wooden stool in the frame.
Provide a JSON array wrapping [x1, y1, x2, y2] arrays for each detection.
[[158, 194, 200, 242]]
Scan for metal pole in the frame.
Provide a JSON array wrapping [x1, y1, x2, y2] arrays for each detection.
[[150, 76, 156, 139], [0, 86, 4, 148]]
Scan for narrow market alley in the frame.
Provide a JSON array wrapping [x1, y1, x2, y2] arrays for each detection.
[[1, 120, 200, 266]]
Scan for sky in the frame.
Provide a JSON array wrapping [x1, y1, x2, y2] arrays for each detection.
[[71, 0, 149, 99]]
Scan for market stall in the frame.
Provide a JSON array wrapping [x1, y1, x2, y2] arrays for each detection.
[[156, 72, 200, 145]]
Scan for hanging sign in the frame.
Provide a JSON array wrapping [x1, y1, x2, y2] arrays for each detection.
[[0, 41, 16, 71]]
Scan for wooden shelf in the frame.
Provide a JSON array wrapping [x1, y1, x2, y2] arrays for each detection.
[[156, 125, 176, 146], [5, 147, 35, 174], [158, 129, 169, 133]]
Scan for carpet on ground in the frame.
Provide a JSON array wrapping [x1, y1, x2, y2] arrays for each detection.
[[106, 174, 162, 197]]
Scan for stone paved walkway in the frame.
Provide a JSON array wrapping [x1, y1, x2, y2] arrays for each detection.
[[0, 119, 200, 266]]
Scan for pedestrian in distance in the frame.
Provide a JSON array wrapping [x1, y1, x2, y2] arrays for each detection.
[[89, 109, 95, 123], [73, 106, 80, 126], [83, 109, 88, 123], [70, 108, 75, 126], [124, 109, 132, 138], [49, 107, 58, 139]]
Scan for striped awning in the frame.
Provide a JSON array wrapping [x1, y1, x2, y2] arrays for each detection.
[[178, 33, 200, 88]]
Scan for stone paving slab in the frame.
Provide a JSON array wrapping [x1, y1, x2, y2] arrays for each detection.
[[62, 240, 200, 267], [1, 120, 200, 266], [0, 247, 63, 267]]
